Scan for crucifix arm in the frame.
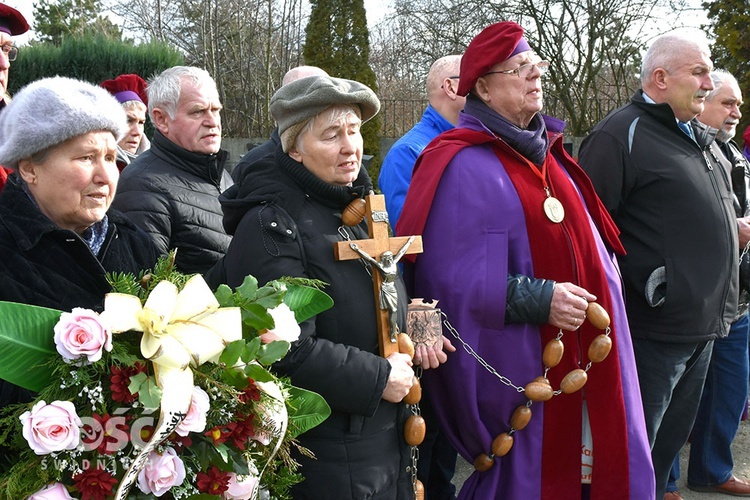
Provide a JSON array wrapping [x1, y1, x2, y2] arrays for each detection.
[[349, 242, 381, 268], [393, 235, 416, 264]]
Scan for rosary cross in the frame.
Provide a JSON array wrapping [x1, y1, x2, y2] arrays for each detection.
[[334, 194, 422, 357]]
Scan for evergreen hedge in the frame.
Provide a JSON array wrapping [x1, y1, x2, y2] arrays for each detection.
[[8, 35, 184, 96]]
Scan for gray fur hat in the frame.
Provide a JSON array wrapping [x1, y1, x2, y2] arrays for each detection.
[[0, 76, 127, 169], [270, 75, 380, 152]]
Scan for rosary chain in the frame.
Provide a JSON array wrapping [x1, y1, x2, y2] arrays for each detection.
[[440, 311, 524, 393]]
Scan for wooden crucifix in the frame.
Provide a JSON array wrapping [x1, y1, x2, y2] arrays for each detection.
[[334, 194, 423, 357]]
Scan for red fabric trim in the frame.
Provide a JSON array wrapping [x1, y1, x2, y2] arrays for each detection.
[[0, 166, 10, 192], [492, 137, 630, 499], [396, 129, 624, 262]]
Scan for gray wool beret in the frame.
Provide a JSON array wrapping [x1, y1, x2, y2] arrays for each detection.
[[0, 76, 127, 169], [270, 75, 380, 152]]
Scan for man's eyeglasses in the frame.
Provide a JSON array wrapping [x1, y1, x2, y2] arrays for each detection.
[[484, 61, 550, 79], [1, 44, 18, 62], [440, 76, 460, 89]]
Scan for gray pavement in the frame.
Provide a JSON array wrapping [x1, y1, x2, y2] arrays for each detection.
[[450, 419, 750, 498]]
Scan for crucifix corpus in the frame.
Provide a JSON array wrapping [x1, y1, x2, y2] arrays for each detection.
[[334, 194, 423, 357]]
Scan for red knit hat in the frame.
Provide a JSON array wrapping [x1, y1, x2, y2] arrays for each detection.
[[100, 74, 148, 106], [457, 21, 530, 97], [0, 4, 29, 36]]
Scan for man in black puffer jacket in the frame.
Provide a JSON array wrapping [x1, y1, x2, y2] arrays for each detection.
[[112, 66, 232, 275]]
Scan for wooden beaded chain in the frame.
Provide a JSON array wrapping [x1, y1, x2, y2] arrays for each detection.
[[440, 304, 613, 472]]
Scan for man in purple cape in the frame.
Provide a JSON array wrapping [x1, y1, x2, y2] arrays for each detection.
[[397, 21, 654, 499]]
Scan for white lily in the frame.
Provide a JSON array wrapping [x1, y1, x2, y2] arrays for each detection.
[[102, 274, 242, 500]]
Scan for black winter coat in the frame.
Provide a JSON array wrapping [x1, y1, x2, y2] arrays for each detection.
[[207, 148, 413, 499], [111, 130, 232, 274], [0, 173, 159, 409], [579, 90, 739, 342]]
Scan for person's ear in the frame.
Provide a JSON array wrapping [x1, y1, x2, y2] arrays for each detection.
[[288, 147, 303, 163], [151, 107, 170, 134], [17, 158, 38, 185], [474, 77, 491, 102], [653, 69, 669, 90], [443, 78, 459, 100]]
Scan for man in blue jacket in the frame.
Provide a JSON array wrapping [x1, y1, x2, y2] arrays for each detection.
[[379, 55, 464, 230]]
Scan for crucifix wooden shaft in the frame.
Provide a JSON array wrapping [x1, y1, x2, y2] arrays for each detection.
[[334, 194, 423, 357]]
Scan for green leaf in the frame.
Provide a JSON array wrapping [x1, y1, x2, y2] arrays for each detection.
[[236, 275, 259, 300], [219, 340, 245, 366], [257, 341, 290, 365], [284, 284, 334, 323], [0, 301, 61, 392], [128, 371, 148, 395], [244, 363, 275, 383], [286, 386, 331, 437], [241, 337, 261, 363], [221, 365, 249, 389], [213, 284, 234, 307], [241, 303, 275, 331], [138, 376, 162, 409]]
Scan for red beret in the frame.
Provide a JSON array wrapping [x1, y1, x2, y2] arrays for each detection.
[[457, 21, 528, 97], [100, 74, 148, 106], [0, 4, 29, 36]]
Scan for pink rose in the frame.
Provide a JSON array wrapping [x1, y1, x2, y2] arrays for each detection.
[[175, 386, 210, 436], [223, 472, 258, 500], [137, 447, 186, 497], [28, 482, 74, 500], [20, 400, 82, 455], [54, 308, 112, 364], [259, 304, 300, 343]]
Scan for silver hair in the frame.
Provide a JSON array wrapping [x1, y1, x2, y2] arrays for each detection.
[[707, 69, 739, 100], [147, 66, 217, 121], [641, 32, 711, 86], [292, 104, 362, 155]]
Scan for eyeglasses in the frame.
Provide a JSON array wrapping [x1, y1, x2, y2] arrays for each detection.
[[440, 76, 460, 89], [484, 60, 550, 79], [1, 44, 18, 62]]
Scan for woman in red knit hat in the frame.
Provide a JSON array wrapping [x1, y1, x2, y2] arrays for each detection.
[[101, 73, 151, 171]]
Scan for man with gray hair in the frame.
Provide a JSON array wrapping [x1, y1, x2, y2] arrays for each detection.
[[112, 66, 232, 274], [379, 54, 464, 229], [579, 33, 738, 499], [667, 69, 750, 497]]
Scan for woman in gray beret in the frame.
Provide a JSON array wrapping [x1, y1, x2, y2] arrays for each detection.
[[0, 77, 159, 416], [206, 75, 415, 498]]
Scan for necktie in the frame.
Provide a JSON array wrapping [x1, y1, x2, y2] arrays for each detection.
[[678, 122, 694, 140]]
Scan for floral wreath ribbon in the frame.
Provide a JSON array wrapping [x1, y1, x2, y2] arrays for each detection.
[[102, 275, 243, 499]]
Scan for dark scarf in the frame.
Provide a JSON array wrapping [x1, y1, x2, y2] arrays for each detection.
[[275, 147, 373, 209], [464, 93, 548, 165]]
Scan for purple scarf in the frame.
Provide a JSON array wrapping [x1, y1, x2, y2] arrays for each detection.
[[463, 94, 549, 165]]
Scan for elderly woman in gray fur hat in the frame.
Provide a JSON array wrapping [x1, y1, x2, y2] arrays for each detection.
[[206, 76, 416, 498], [0, 77, 159, 419]]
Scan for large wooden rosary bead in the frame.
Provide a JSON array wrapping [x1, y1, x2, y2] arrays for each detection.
[[404, 414, 426, 446], [560, 368, 588, 394], [397, 332, 415, 358], [403, 376, 422, 405], [542, 338, 564, 368], [474, 453, 495, 472], [491, 432, 514, 457], [524, 380, 554, 402], [510, 405, 532, 430], [588, 334, 612, 363], [342, 198, 367, 226], [586, 302, 611, 330]]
